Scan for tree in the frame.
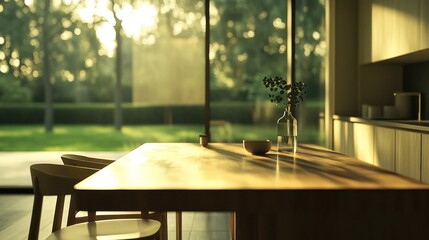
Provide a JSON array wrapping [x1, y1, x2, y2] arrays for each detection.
[[19, 0, 85, 131], [32, 0, 92, 131], [0, 0, 36, 100], [209, 0, 288, 101], [41, 0, 54, 132], [295, 0, 325, 101], [80, 0, 138, 131], [111, 0, 125, 131]]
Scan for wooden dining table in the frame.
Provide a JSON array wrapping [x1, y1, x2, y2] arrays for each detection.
[[75, 143, 429, 240]]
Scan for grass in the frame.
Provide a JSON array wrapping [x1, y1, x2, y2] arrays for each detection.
[[0, 125, 203, 151], [0, 124, 321, 151]]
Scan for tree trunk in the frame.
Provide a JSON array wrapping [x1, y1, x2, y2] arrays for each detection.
[[114, 23, 123, 131], [42, 0, 53, 132]]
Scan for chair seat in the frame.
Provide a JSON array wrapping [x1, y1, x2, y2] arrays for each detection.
[[75, 211, 158, 218], [74, 211, 163, 223], [75, 211, 142, 218], [46, 218, 161, 240], [60, 154, 173, 239]]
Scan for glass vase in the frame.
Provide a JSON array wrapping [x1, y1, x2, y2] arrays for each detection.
[[277, 108, 297, 153]]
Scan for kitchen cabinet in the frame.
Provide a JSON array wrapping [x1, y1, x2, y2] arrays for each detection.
[[359, 0, 427, 63], [373, 126, 395, 171], [333, 120, 374, 164], [422, 0, 429, 49], [353, 123, 374, 164], [333, 119, 354, 156], [421, 134, 429, 183], [333, 117, 428, 182], [370, 0, 397, 61], [395, 0, 421, 57], [332, 0, 429, 123], [358, 0, 372, 64], [395, 130, 421, 181]]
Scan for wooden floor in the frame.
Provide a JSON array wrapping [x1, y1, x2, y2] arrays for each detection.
[[0, 194, 230, 240]]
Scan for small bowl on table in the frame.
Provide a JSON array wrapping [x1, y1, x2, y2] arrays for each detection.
[[243, 140, 271, 155]]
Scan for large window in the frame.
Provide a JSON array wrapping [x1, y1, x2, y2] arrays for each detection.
[[209, 0, 287, 143], [208, 0, 326, 145], [295, 0, 326, 146], [0, 0, 325, 151]]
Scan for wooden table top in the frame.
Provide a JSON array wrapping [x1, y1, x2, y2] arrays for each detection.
[[75, 143, 429, 191], [74, 143, 429, 239]]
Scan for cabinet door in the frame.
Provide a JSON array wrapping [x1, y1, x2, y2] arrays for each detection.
[[422, 0, 429, 49], [421, 134, 429, 183], [371, 0, 397, 61], [333, 120, 344, 153], [353, 123, 374, 164], [333, 120, 354, 156], [358, 0, 372, 64], [359, 0, 424, 62], [395, 130, 421, 181], [373, 126, 395, 171], [395, 0, 421, 56]]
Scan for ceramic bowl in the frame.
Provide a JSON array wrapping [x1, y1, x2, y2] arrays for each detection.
[[243, 140, 271, 155]]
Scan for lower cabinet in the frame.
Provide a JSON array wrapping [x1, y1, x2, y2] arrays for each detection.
[[333, 120, 373, 164], [395, 130, 421, 182], [353, 123, 374, 164], [421, 134, 429, 183], [333, 119, 427, 183], [333, 119, 354, 156], [373, 127, 395, 172]]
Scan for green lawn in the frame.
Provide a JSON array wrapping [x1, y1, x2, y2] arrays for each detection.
[[0, 124, 279, 151], [0, 124, 322, 151], [0, 125, 199, 151]]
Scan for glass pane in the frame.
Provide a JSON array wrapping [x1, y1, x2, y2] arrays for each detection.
[[0, 0, 206, 188], [132, 0, 206, 141], [209, 0, 287, 143], [295, 0, 326, 146], [0, 0, 206, 149]]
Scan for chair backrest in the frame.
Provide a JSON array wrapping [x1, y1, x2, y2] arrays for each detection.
[[30, 164, 96, 196], [61, 154, 113, 170], [29, 164, 97, 240]]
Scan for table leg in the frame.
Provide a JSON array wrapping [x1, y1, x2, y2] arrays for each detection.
[[176, 211, 182, 240], [229, 212, 235, 240]]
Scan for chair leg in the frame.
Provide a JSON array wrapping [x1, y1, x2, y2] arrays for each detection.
[[88, 211, 97, 222], [230, 212, 236, 240], [52, 195, 65, 232], [176, 211, 182, 240], [29, 193, 43, 240], [159, 212, 168, 240], [67, 195, 77, 226]]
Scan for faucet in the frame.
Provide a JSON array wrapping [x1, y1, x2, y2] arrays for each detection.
[[394, 92, 421, 121]]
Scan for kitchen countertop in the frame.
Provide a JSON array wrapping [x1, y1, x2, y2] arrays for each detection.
[[333, 115, 429, 133]]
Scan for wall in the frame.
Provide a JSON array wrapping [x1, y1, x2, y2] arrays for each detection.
[[333, 0, 358, 116], [359, 63, 403, 110], [403, 60, 429, 119]]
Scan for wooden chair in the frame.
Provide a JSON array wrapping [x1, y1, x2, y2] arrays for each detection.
[[29, 163, 161, 240], [61, 154, 179, 240], [61, 154, 238, 240], [60, 154, 114, 169]]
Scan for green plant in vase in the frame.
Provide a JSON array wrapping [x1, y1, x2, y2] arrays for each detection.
[[262, 76, 306, 153]]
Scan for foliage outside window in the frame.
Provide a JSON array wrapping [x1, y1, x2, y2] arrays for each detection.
[[0, 0, 325, 145]]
